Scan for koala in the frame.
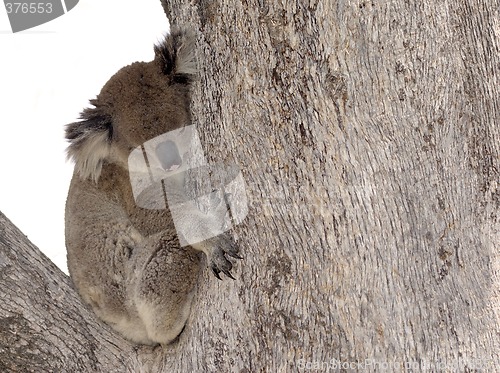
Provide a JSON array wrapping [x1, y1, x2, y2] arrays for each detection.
[[65, 28, 240, 346]]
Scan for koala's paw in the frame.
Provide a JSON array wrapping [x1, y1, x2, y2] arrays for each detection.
[[205, 234, 242, 280]]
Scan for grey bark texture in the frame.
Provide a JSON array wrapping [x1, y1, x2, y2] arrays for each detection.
[[1, 0, 499, 371]]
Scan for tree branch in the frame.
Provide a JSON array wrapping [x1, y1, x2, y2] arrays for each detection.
[[0, 211, 159, 372]]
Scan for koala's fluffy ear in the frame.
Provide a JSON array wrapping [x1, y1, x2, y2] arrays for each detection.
[[65, 101, 113, 182], [154, 27, 197, 84]]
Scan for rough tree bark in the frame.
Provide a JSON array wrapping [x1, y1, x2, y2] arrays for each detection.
[[1, 0, 498, 372]]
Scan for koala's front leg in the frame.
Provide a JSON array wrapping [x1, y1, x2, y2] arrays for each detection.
[[191, 233, 242, 280], [169, 184, 243, 280], [159, 168, 244, 279]]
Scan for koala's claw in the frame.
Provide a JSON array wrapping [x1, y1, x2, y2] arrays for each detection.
[[224, 269, 236, 280], [227, 252, 243, 260], [211, 266, 223, 280], [207, 234, 241, 280], [211, 265, 236, 281], [210, 246, 235, 280]]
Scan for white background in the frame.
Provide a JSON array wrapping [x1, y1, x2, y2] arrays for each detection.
[[0, 0, 169, 273]]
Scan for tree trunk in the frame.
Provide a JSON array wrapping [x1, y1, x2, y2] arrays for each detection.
[[1, 0, 498, 371]]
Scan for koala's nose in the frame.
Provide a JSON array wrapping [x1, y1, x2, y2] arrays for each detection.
[[155, 140, 182, 171]]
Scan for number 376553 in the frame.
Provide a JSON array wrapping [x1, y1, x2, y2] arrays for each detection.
[[5, 3, 53, 14]]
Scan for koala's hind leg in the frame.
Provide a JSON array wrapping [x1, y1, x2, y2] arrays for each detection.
[[134, 233, 201, 345]]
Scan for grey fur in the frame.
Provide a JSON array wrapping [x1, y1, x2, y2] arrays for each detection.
[[65, 28, 240, 345]]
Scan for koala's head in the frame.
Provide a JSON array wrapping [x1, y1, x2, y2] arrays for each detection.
[[66, 28, 197, 182]]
